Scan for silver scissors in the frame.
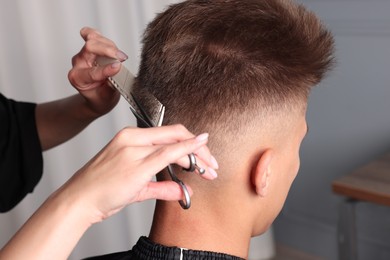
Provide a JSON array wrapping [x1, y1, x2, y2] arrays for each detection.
[[130, 92, 192, 209], [96, 57, 193, 209]]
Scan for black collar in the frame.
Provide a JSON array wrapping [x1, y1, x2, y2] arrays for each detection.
[[132, 236, 245, 260]]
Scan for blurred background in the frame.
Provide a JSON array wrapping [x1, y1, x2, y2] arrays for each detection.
[[0, 0, 389, 259]]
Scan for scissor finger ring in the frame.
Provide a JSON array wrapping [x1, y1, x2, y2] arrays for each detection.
[[183, 153, 205, 175], [168, 165, 191, 209]]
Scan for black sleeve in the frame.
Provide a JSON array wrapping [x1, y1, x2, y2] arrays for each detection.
[[0, 93, 43, 212]]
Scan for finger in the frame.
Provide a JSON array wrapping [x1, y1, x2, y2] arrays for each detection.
[[120, 133, 208, 164], [132, 144, 217, 180], [83, 30, 115, 47], [69, 63, 121, 89], [143, 126, 217, 170], [169, 152, 217, 180], [144, 133, 218, 180], [80, 27, 121, 49], [80, 27, 102, 40], [193, 145, 219, 169], [113, 126, 218, 170], [78, 28, 128, 69], [119, 125, 196, 146], [84, 39, 125, 61], [80, 29, 128, 62], [136, 181, 193, 202], [118, 125, 214, 161]]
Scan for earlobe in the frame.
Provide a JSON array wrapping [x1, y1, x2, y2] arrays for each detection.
[[252, 149, 273, 197]]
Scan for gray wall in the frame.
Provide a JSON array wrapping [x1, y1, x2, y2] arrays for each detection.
[[274, 1, 390, 259]]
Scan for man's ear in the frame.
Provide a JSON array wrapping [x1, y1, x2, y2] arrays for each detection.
[[251, 149, 273, 197]]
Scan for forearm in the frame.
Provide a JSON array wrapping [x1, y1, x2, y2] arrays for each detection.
[[0, 187, 93, 260], [35, 94, 98, 151]]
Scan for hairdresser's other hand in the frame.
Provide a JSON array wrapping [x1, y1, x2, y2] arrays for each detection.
[[68, 27, 128, 118], [57, 125, 218, 223]]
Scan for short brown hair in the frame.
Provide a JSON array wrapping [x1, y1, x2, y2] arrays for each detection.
[[136, 0, 334, 136]]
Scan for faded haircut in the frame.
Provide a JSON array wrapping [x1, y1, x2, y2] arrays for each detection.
[[135, 0, 334, 136]]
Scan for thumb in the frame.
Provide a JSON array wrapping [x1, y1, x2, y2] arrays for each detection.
[[137, 181, 193, 202]]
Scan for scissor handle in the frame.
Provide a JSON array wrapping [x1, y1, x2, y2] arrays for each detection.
[[168, 165, 191, 209], [177, 179, 191, 209]]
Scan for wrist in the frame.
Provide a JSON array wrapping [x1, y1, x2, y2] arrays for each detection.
[[49, 183, 100, 229], [77, 86, 120, 120], [71, 94, 102, 121]]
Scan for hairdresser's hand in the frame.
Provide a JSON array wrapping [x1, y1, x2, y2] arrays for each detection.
[[0, 125, 218, 260], [59, 125, 218, 223], [68, 27, 127, 118]]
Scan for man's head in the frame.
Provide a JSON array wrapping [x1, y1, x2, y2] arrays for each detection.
[[136, 0, 334, 236]]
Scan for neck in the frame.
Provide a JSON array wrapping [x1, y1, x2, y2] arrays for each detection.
[[149, 197, 252, 259]]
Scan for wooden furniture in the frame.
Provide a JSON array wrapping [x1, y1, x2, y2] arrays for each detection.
[[332, 153, 390, 260]]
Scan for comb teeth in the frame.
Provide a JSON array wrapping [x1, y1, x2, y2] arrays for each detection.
[[131, 88, 165, 127], [96, 56, 165, 127], [129, 83, 165, 127]]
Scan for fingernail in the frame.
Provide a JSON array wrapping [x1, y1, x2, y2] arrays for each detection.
[[210, 156, 219, 169], [116, 50, 128, 61], [196, 133, 209, 142], [208, 167, 218, 179], [111, 61, 121, 69]]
